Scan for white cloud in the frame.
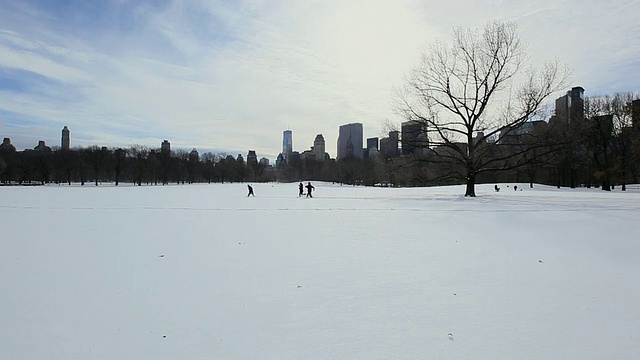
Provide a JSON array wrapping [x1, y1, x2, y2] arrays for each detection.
[[1, 0, 639, 159]]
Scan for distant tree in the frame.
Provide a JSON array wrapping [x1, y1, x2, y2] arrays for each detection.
[[201, 152, 216, 183], [174, 149, 189, 184], [397, 21, 567, 196], [0, 146, 17, 183], [84, 146, 110, 186], [129, 145, 150, 186], [113, 148, 126, 186], [584, 92, 640, 190], [0, 157, 6, 180]]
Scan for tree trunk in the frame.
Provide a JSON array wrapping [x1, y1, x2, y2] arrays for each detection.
[[465, 174, 476, 197], [601, 173, 611, 191]]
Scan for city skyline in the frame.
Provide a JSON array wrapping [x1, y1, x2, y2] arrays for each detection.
[[1, 1, 639, 160]]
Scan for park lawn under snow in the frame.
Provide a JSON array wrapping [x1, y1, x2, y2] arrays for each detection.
[[1, 182, 639, 360]]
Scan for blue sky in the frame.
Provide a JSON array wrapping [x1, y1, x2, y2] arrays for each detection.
[[1, 0, 639, 160]]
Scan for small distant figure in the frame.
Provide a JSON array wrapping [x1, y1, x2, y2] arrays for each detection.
[[514, 185, 518, 191], [305, 182, 315, 198], [299, 182, 304, 197], [247, 184, 255, 197], [494, 184, 500, 192]]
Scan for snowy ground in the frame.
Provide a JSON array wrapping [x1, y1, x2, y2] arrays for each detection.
[[1, 182, 639, 360]]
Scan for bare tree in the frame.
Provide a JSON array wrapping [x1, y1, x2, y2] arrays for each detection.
[[584, 92, 640, 190], [397, 21, 568, 196]]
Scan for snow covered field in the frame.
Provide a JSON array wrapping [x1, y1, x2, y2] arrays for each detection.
[[1, 182, 639, 360]]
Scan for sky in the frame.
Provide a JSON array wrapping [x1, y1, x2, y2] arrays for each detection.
[[1, 0, 639, 161]]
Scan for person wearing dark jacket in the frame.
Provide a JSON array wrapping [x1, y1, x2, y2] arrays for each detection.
[[247, 184, 255, 196], [299, 182, 304, 197], [305, 182, 315, 198]]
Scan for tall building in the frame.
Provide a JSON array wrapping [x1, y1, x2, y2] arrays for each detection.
[[34, 140, 51, 152], [313, 134, 326, 161], [189, 148, 199, 162], [337, 123, 363, 160], [61, 126, 70, 150], [401, 120, 428, 155], [247, 150, 258, 167], [554, 86, 585, 123], [283, 130, 293, 163], [380, 131, 399, 158], [161, 140, 171, 156], [367, 137, 379, 151], [364, 137, 378, 159], [0, 138, 16, 152]]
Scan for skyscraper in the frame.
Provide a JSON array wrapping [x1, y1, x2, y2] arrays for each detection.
[[401, 120, 428, 155], [554, 86, 585, 123], [161, 140, 171, 156], [247, 150, 258, 167], [313, 134, 326, 161], [367, 137, 379, 151], [189, 148, 199, 162], [337, 123, 363, 160], [380, 131, 399, 158], [283, 130, 293, 163], [61, 126, 70, 150], [364, 137, 379, 159]]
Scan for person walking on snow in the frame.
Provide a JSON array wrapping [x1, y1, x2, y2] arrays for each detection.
[[299, 182, 304, 197], [247, 184, 255, 197], [305, 182, 315, 198]]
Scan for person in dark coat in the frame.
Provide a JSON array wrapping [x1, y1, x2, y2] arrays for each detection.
[[247, 184, 255, 196], [305, 182, 315, 198], [494, 184, 500, 192], [299, 182, 304, 197]]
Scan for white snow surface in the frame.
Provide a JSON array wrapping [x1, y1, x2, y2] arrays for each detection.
[[1, 182, 639, 360]]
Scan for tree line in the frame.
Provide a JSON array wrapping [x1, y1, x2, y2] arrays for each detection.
[[1, 97, 639, 189], [0, 146, 266, 186], [1, 21, 639, 193]]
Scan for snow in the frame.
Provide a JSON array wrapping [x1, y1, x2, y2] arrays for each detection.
[[1, 182, 639, 359]]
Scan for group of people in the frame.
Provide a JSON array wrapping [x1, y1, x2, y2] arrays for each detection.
[[495, 184, 519, 192], [299, 182, 315, 197], [247, 182, 315, 197]]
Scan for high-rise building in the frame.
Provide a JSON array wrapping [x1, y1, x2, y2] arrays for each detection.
[[247, 150, 258, 167], [283, 130, 293, 163], [364, 137, 379, 159], [259, 157, 270, 167], [380, 131, 399, 158], [554, 86, 585, 123], [61, 126, 70, 150], [337, 123, 363, 160], [367, 137, 379, 151], [313, 134, 326, 161], [34, 140, 51, 152], [189, 148, 199, 162], [0, 138, 16, 152], [161, 140, 171, 156], [401, 120, 428, 155]]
